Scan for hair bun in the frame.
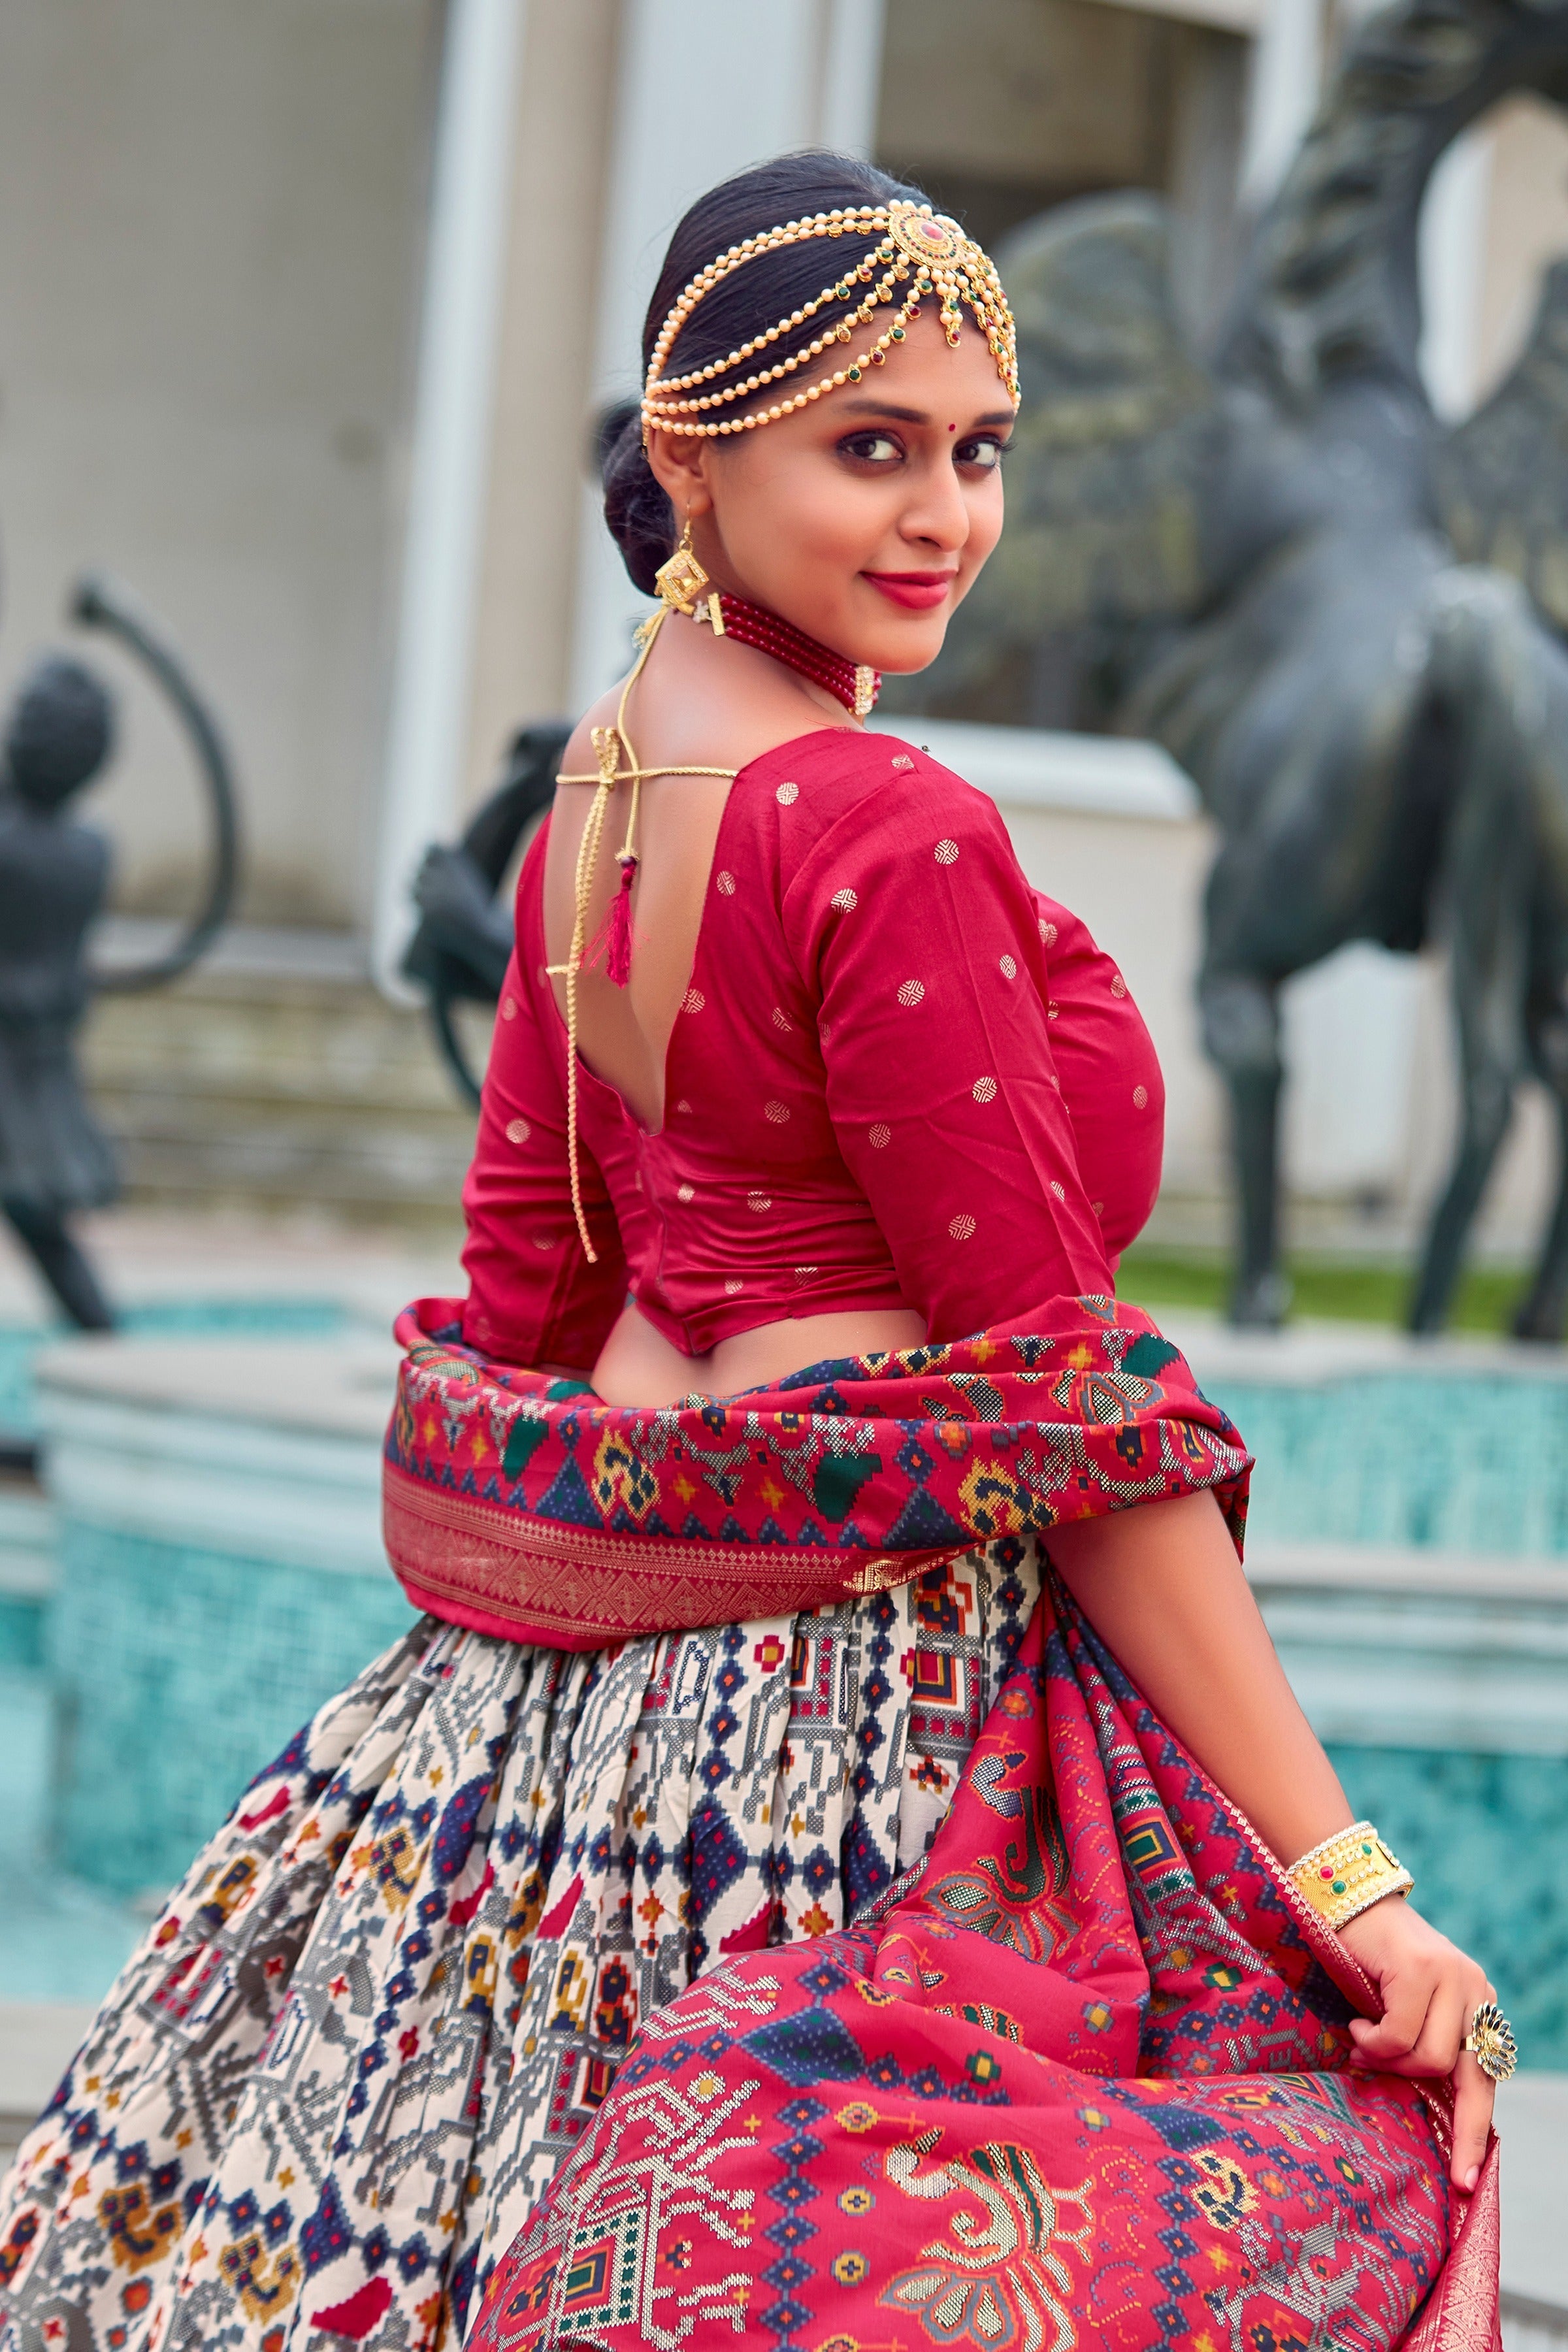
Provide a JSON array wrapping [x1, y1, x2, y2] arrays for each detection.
[[598, 398, 674, 598]]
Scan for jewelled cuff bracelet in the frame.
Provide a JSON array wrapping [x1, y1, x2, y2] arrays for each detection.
[[1288, 1821, 1413, 1933]]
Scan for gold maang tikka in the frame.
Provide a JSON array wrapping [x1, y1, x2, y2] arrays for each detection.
[[641, 199, 1019, 444]]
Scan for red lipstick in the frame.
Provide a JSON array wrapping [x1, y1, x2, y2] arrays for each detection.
[[862, 570, 956, 612]]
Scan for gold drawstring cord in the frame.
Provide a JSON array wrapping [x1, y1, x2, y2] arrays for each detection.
[[545, 602, 737, 1262]]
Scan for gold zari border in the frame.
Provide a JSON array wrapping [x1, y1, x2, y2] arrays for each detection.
[[382, 1464, 947, 1650]]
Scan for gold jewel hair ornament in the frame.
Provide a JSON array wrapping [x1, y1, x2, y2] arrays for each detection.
[[641, 201, 1019, 442]]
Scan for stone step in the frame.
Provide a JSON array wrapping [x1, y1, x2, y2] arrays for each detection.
[[80, 956, 478, 1230]]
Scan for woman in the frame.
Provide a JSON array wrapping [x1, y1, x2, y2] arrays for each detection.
[[0, 154, 1507, 2352]]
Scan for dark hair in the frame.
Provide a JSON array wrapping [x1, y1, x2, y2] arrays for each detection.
[[600, 150, 936, 594]]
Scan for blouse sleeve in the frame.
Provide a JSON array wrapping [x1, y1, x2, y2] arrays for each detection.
[[1032, 890, 1164, 1267], [459, 830, 627, 1369], [781, 743, 1116, 1341]]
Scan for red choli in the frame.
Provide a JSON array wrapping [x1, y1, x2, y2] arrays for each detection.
[[460, 728, 1164, 1367]]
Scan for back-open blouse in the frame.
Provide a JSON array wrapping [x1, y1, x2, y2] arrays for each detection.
[[461, 728, 1164, 1369]]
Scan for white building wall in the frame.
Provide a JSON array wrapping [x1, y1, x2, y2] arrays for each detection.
[[0, 0, 434, 932]]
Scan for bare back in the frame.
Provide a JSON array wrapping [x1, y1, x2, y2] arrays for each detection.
[[540, 610, 925, 1401], [542, 613, 854, 1132]]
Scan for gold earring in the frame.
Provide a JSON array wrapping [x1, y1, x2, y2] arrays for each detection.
[[653, 519, 710, 614]]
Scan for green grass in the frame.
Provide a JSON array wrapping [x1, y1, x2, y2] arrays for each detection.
[[1117, 1247, 1532, 1335]]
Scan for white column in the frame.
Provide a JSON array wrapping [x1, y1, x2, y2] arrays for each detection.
[[569, 0, 887, 712], [819, 0, 887, 156], [1237, 0, 1322, 210], [372, 0, 528, 1000], [1419, 127, 1494, 422]]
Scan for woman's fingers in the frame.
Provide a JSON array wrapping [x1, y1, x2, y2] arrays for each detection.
[[1345, 1958, 1497, 2192], [1347, 1970, 1435, 2068], [1450, 2050, 1496, 2193], [1349, 1980, 1467, 2077]]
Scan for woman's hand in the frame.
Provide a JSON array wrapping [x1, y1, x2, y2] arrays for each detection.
[[1337, 1893, 1497, 2191], [1046, 1494, 1501, 2195]]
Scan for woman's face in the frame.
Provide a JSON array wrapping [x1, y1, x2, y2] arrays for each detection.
[[649, 305, 1013, 675]]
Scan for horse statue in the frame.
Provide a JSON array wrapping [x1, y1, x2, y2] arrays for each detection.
[[911, 0, 1568, 1335]]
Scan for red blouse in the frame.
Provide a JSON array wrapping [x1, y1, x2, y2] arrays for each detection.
[[461, 728, 1164, 1368]]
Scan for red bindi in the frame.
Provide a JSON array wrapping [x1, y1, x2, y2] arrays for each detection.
[[949, 422, 956, 432]]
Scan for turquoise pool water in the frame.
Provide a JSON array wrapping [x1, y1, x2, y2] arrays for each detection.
[[50, 1522, 414, 1899], [1205, 1368, 1568, 1557], [0, 1292, 385, 2001], [1202, 1363, 1568, 2060]]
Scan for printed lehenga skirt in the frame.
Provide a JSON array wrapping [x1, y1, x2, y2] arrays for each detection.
[[467, 1580, 1483, 2352], [0, 1544, 1037, 2352], [1, 1291, 1497, 2352]]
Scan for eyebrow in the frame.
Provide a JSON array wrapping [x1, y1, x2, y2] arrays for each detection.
[[834, 398, 1016, 429]]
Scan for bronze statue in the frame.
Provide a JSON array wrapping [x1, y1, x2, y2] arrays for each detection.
[[404, 723, 566, 1105], [0, 576, 239, 1332], [0, 656, 120, 1327], [913, 0, 1568, 1335]]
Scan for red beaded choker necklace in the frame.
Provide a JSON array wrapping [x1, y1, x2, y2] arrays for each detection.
[[698, 590, 880, 719]]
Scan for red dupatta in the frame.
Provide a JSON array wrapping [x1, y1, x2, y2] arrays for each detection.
[[384, 1292, 1249, 1648], [382, 1290, 1499, 2352]]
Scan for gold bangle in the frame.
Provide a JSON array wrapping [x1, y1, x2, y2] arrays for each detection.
[[1288, 1821, 1413, 1933]]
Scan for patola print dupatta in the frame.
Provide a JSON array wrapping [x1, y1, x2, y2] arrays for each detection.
[[383, 1292, 1250, 1647], [468, 1580, 1499, 2352]]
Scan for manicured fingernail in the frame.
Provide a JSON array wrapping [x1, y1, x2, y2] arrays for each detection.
[[1463, 2165, 1479, 2192]]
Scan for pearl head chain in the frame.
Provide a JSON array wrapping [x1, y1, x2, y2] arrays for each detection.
[[641, 201, 1019, 443]]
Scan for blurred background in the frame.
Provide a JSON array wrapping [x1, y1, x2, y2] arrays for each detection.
[[0, 1, 1565, 2334], [1, 0, 1561, 1276]]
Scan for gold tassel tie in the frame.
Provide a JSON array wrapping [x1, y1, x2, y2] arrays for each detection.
[[546, 601, 736, 1262]]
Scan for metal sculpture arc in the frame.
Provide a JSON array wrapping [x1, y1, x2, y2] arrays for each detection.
[[73, 572, 240, 994]]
